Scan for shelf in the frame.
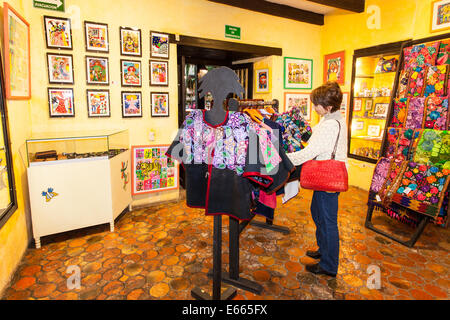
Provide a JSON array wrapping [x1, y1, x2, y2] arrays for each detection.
[[356, 71, 397, 78], [351, 136, 383, 142]]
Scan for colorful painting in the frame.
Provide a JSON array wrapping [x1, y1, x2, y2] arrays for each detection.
[[323, 51, 345, 85], [373, 103, 389, 118], [284, 92, 311, 121], [87, 90, 110, 117], [431, 0, 450, 33], [150, 31, 169, 59], [120, 27, 141, 56], [122, 92, 142, 118], [284, 57, 313, 89], [47, 53, 74, 84], [84, 21, 109, 52], [149, 60, 168, 86], [48, 88, 75, 117], [256, 69, 269, 93], [131, 145, 179, 195], [120, 60, 142, 87], [4, 3, 31, 99], [44, 15, 72, 50], [151, 92, 169, 117], [86, 56, 109, 85]]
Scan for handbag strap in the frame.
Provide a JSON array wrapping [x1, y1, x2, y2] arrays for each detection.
[[331, 120, 341, 160]]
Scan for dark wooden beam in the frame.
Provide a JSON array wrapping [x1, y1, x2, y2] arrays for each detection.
[[307, 0, 365, 13], [208, 0, 324, 26]]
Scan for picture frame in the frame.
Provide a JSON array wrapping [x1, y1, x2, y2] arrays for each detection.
[[150, 31, 169, 59], [284, 57, 313, 89], [85, 56, 109, 85], [373, 103, 389, 118], [122, 91, 143, 118], [340, 92, 349, 122], [149, 60, 169, 86], [43, 15, 72, 50], [46, 53, 74, 84], [354, 98, 362, 111], [120, 60, 142, 87], [131, 145, 179, 195], [256, 68, 269, 93], [48, 88, 75, 118], [323, 51, 345, 85], [367, 124, 381, 137], [4, 3, 31, 99], [354, 120, 364, 131], [86, 89, 110, 117], [431, 0, 450, 33], [150, 92, 169, 117], [120, 27, 142, 57], [84, 21, 109, 53], [365, 99, 373, 111], [284, 92, 311, 121]]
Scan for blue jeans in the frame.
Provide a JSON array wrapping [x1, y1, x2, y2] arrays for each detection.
[[310, 191, 340, 274]]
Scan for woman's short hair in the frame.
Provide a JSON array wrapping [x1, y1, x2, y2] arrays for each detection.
[[310, 81, 343, 113]]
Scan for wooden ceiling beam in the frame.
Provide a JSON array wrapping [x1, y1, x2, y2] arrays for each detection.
[[307, 0, 365, 13]]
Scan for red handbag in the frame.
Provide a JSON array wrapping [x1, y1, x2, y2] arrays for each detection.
[[300, 120, 348, 192]]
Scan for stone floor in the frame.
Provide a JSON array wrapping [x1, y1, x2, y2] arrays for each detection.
[[2, 186, 449, 300]]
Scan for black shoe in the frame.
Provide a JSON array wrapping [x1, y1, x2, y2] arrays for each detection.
[[306, 250, 321, 259], [305, 263, 336, 277]]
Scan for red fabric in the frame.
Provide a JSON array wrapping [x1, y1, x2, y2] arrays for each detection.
[[259, 190, 277, 209]]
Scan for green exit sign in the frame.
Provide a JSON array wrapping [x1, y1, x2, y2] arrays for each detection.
[[34, 0, 65, 12], [225, 25, 241, 39]]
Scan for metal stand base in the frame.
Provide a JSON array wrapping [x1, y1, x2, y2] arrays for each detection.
[[207, 269, 263, 295], [249, 220, 290, 234], [191, 287, 237, 300]]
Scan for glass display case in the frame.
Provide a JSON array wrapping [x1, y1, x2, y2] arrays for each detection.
[[348, 42, 407, 163], [184, 63, 214, 112]]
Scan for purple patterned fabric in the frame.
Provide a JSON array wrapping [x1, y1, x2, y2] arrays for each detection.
[[370, 157, 391, 193], [405, 97, 426, 129]]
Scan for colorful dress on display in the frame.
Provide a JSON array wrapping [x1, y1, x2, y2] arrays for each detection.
[[423, 97, 449, 130]]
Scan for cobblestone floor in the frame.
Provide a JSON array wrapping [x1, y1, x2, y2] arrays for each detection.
[[2, 186, 449, 300]]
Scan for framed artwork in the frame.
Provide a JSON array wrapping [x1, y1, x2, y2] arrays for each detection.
[[43, 15, 72, 50], [150, 31, 169, 59], [323, 51, 345, 85], [84, 21, 109, 52], [431, 0, 450, 33], [340, 92, 349, 122], [86, 89, 110, 117], [367, 125, 381, 137], [120, 27, 141, 56], [374, 103, 389, 117], [149, 60, 169, 86], [120, 60, 142, 87], [46, 53, 74, 84], [86, 56, 109, 85], [365, 99, 373, 111], [284, 92, 311, 121], [150, 92, 169, 117], [122, 92, 143, 118], [354, 120, 364, 130], [354, 98, 362, 111], [256, 68, 269, 93], [284, 57, 313, 89], [48, 88, 75, 117], [131, 145, 179, 195], [4, 3, 31, 99]]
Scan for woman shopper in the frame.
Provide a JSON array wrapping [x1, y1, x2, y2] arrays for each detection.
[[287, 81, 348, 277]]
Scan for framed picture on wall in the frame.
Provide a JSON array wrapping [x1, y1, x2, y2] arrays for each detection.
[[47, 53, 74, 84], [84, 21, 109, 52], [323, 51, 345, 85], [120, 27, 142, 57], [284, 92, 311, 121], [120, 60, 142, 87], [86, 56, 109, 85], [354, 120, 364, 130], [86, 89, 110, 117], [255, 68, 269, 93], [373, 103, 389, 117], [150, 31, 169, 59], [150, 92, 169, 117], [354, 98, 362, 111], [431, 0, 450, 33], [48, 88, 75, 117], [149, 60, 168, 86], [122, 91, 143, 118], [365, 99, 373, 111], [43, 15, 72, 50], [4, 3, 31, 99], [284, 57, 313, 89], [367, 125, 381, 137]]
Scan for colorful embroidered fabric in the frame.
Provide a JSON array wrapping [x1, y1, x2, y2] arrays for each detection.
[[390, 98, 408, 127], [404, 42, 440, 69], [435, 191, 449, 227], [405, 97, 426, 129], [437, 39, 450, 65], [287, 107, 313, 141], [379, 160, 407, 204], [402, 46, 413, 70], [424, 65, 448, 97], [424, 97, 449, 130], [406, 66, 426, 97], [397, 69, 410, 99], [250, 121, 282, 173], [391, 162, 450, 218], [369, 157, 391, 193], [274, 111, 311, 153], [395, 128, 420, 161], [413, 129, 450, 168], [385, 127, 401, 158]]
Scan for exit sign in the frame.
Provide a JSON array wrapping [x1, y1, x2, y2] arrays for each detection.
[[225, 25, 241, 39], [34, 0, 65, 12]]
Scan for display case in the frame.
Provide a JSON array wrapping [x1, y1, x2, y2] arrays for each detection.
[[348, 41, 408, 163], [26, 130, 131, 248], [184, 63, 214, 112]]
